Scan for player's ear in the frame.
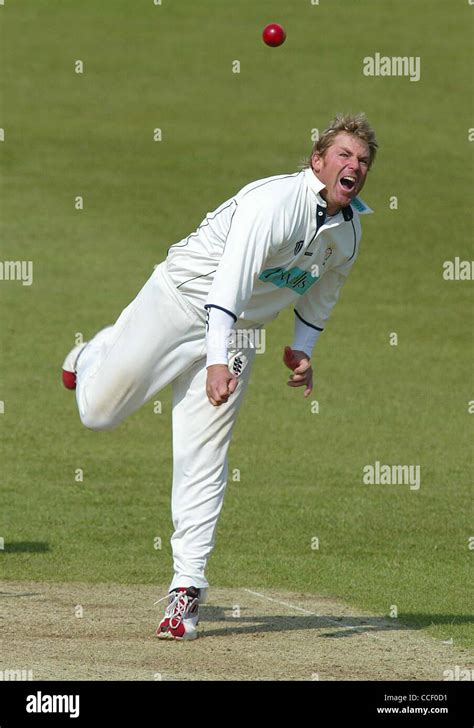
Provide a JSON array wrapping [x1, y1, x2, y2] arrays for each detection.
[[311, 151, 322, 173]]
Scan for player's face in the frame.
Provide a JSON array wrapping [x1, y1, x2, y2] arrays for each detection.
[[311, 133, 370, 215]]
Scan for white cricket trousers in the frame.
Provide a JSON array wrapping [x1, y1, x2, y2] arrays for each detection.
[[75, 261, 255, 597]]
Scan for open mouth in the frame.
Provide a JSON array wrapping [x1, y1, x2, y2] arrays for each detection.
[[339, 175, 357, 192]]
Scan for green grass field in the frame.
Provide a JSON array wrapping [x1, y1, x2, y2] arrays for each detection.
[[1, 0, 472, 652]]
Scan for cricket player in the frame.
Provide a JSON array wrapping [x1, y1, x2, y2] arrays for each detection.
[[62, 113, 378, 640]]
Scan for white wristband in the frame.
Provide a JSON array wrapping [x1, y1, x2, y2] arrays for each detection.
[[205, 306, 235, 367], [292, 311, 323, 358]]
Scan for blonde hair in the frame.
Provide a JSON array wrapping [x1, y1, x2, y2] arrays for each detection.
[[302, 113, 378, 170]]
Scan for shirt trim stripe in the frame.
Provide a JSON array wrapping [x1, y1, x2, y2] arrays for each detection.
[[204, 303, 237, 322], [347, 219, 357, 261], [167, 200, 237, 254], [294, 308, 324, 331], [176, 270, 217, 289]]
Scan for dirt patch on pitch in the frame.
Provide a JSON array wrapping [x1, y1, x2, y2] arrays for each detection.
[[0, 582, 471, 681]]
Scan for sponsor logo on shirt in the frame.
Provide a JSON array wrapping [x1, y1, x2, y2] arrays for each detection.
[[258, 266, 319, 295]]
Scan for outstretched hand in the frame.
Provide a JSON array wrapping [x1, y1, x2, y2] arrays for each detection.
[[283, 346, 313, 398]]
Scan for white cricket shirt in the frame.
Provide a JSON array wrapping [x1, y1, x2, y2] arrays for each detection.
[[165, 167, 372, 362]]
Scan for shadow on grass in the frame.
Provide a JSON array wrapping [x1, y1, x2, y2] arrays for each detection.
[[1, 542, 51, 553], [200, 605, 474, 639]]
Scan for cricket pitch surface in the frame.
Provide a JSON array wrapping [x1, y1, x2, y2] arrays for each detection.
[[1, 582, 471, 681]]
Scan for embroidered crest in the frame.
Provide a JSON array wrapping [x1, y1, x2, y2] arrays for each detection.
[[322, 247, 333, 266], [294, 240, 304, 256]]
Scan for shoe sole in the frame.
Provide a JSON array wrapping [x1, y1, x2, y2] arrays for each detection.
[[156, 630, 198, 641]]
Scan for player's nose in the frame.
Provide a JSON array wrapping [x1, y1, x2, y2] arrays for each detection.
[[346, 159, 360, 173]]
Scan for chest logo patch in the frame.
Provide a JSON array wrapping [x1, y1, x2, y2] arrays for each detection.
[[258, 266, 319, 295]]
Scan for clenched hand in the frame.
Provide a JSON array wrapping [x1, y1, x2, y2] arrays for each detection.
[[206, 364, 238, 406]]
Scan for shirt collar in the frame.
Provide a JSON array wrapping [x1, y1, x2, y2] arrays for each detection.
[[304, 167, 326, 197], [304, 167, 354, 221]]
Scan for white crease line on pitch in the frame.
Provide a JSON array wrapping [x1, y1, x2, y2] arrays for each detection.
[[242, 588, 386, 640]]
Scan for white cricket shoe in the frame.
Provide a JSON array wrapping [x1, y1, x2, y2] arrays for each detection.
[[155, 587, 200, 641]]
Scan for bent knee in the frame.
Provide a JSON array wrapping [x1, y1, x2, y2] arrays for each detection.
[[76, 371, 136, 432], [79, 404, 120, 432]]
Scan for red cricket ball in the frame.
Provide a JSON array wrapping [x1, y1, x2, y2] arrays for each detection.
[[262, 23, 286, 47]]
